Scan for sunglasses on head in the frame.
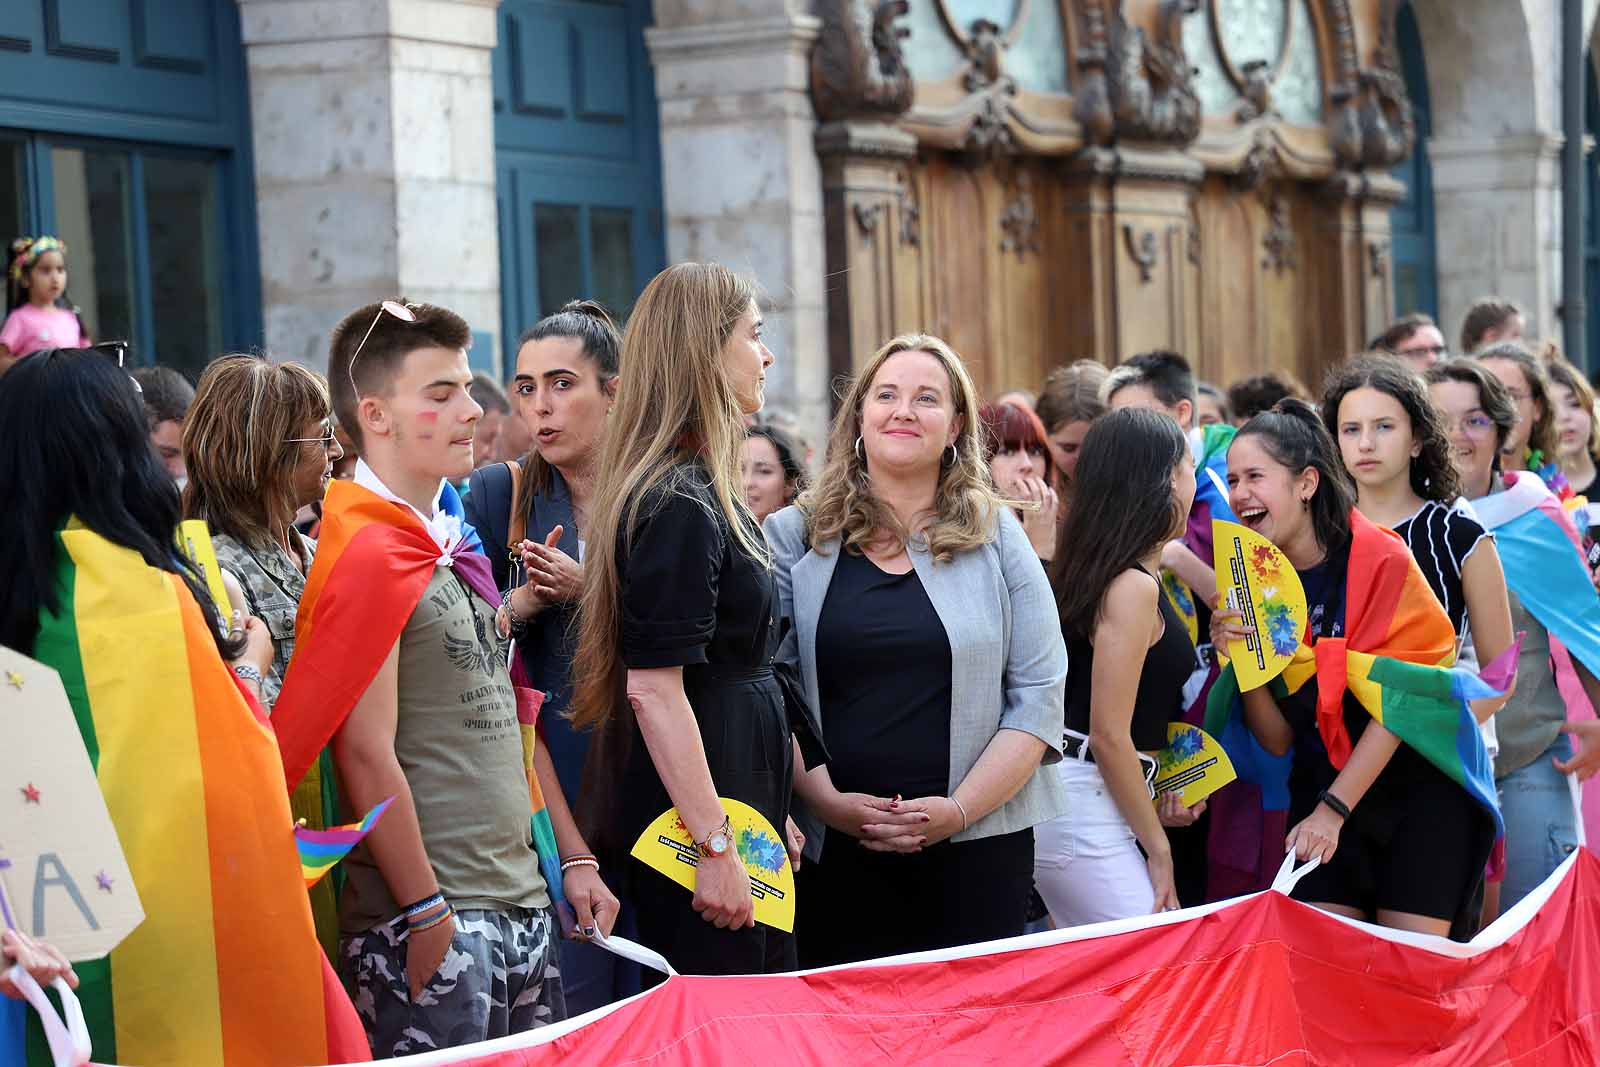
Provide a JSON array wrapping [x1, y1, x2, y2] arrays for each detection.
[[88, 340, 139, 392], [347, 300, 419, 396]]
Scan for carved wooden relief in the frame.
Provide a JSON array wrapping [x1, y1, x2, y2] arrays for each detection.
[[810, 0, 1415, 397]]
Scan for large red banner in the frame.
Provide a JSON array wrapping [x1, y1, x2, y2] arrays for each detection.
[[371, 850, 1600, 1067]]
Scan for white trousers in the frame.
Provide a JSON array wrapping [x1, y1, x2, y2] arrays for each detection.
[[1032, 756, 1156, 927]]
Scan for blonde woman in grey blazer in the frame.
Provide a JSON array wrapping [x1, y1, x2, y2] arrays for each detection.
[[765, 333, 1067, 968]]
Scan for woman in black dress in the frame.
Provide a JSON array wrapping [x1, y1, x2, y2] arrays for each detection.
[[571, 263, 800, 977]]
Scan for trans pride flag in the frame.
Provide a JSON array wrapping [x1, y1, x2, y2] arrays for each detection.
[[1205, 509, 1503, 862], [272, 478, 569, 917], [6, 522, 366, 1066], [1471, 470, 1600, 843]]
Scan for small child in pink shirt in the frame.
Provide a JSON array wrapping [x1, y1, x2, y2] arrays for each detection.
[[1, 236, 89, 374]]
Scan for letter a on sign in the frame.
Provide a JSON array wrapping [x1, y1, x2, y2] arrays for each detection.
[[0, 647, 142, 961]]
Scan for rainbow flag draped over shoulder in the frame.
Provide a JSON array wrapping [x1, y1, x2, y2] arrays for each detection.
[[273, 478, 569, 915], [16, 521, 366, 1066], [1204, 509, 1503, 836]]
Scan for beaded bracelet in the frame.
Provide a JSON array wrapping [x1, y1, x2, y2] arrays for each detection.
[[561, 857, 600, 874]]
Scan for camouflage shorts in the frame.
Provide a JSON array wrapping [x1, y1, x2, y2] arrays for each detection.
[[341, 905, 566, 1058]]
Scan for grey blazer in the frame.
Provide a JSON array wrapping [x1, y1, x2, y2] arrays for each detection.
[[764, 504, 1067, 858]]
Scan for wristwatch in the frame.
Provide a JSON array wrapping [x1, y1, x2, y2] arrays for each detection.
[[695, 815, 732, 860]]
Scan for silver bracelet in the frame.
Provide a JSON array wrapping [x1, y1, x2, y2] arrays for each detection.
[[500, 588, 530, 634], [950, 794, 969, 831], [232, 663, 264, 687]]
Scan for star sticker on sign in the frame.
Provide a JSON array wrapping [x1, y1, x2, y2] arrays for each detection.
[[96, 871, 114, 892], [4, 670, 21, 689], [20, 783, 40, 804]]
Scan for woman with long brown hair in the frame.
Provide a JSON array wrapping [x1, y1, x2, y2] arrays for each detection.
[[181, 354, 345, 945], [182, 355, 343, 711], [570, 263, 794, 977]]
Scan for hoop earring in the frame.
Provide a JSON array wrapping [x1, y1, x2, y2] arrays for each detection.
[[855, 435, 866, 464], [943, 444, 957, 468]]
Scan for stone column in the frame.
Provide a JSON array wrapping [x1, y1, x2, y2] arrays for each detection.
[[237, 0, 502, 370], [646, 12, 829, 444], [1428, 133, 1563, 348]]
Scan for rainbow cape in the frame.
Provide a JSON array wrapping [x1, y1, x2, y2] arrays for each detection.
[[297, 797, 393, 888], [1204, 509, 1502, 837], [272, 478, 568, 916], [12, 521, 365, 1066]]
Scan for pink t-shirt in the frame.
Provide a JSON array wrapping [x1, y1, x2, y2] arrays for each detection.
[[0, 304, 88, 357]]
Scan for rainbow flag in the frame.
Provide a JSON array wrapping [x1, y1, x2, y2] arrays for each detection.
[[1204, 508, 1502, 837], [13, 521, 366, 1066], [274, 478, 568, 915], [1185, 423, 1237, 567], [296, 797, 393, 889]]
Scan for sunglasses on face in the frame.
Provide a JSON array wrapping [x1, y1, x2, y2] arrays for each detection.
[[89, 340, 140, 393], [285, 421, 337, 447]]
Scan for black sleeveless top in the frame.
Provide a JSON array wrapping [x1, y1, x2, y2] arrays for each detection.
[[1065, 568, 1197, 751]]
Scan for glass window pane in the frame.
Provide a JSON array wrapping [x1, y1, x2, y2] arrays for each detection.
[[0, 140, 27, 260], [51, 147, 134, 347], [144, 156, 222, 381], [589, 206, 634, 321], [534, 202, 581, 319]]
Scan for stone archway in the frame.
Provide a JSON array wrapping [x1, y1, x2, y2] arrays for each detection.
[[1401, 0, 1600, 347]]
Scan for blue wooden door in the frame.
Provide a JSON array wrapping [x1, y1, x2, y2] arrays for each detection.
[[1389, 2, 1438, 321], [493, 0, 666, 369], [0, 0, 259, 379]]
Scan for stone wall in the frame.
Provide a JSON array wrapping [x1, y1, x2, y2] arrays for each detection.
[[238, 0, 501, 370], [1410, 0, 1600, 350], [647, 9, 831, 447]]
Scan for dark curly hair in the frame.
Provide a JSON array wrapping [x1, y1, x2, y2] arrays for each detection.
[[1320, 355, 1461, 502]]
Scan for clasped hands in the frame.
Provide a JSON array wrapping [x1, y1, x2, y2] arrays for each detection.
[[820, 790, 965, 853]]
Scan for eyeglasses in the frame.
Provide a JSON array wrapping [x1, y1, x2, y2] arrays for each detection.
[[1396, 344, 1448, 360], [1503, 387, 1532, 402], [1443, 412, 1495, 436], [285, 421, 337, 447], [347, 300, 418, 396]]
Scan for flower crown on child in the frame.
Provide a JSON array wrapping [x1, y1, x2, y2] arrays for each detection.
[[9, 236, 66, 285]]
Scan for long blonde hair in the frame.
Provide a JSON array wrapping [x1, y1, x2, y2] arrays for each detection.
[[570, 263, 764, 731], [182, 355, 332, 548], [802, 333, 1002, 561]]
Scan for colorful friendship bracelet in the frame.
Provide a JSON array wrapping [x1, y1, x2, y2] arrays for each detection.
[[401, 892, 446, 918], [408, 903, 453, 934]]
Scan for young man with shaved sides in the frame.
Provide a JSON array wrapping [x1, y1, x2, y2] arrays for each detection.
[[273, 301, 615, 1055]]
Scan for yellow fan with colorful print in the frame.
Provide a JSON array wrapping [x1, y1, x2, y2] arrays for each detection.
[[1213, 519, 1308, 691], [630, 798, 795, 932]]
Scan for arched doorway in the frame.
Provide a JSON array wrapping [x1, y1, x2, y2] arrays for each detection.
[[1390, 1, 1438, 320]]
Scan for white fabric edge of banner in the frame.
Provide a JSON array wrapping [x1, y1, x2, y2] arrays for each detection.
[[352, 849, 1586, 1067], [1469, 469, 1549, 529]]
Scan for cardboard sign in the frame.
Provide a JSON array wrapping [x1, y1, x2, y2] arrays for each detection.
[[630, 799, 795, 933], [1153, 723, 1237, 808], [0, 646, 143, 961], [1213, 520, 1308, 691]]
